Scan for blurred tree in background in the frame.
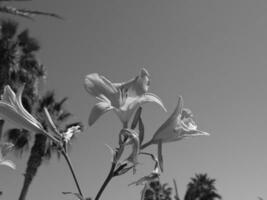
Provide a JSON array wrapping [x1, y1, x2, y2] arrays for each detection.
[[0, 19, 46, 141], [0, 18, 82, 200], [16, 92, 82, 200], [141, 179, 173, 200], [140, 173, 221, 200], [184, 173, 221, 200]]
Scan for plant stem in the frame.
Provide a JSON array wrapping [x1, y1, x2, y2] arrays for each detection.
[[95, 162, 116, 200], [61, 150, 84, 198]]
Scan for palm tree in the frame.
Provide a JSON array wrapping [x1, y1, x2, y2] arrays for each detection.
[[0, 20, 44, 94], [14, 91, 82, 200], [0, 19, 46, 140], [1, 19, 82, 199], [0, 0, 63, 19], [141, 179, 173, 200], [184, 173, 221, 200]]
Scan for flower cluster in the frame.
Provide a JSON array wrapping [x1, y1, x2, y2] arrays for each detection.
[[84, 68, 210, 182], [0, 68, 210, 200]]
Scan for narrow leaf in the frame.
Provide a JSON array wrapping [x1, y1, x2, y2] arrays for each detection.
[[131, 107, 142, 129], [43, 107, 60, 137], [138, 115, 144, 145]]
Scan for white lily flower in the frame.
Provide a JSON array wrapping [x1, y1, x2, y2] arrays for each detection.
[[0, 85, 58, 143], [62, 125, 81, 143], [141, 96, 210, 171], [0, 142, 16, 169], [84, 68, 166, 127], [0, 85, 44, 133]]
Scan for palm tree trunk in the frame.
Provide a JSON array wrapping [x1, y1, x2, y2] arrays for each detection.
[[19, 133, 47, 200], [0, 51, 10, 94]]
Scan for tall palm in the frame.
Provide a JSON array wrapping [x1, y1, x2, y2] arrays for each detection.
[[184, 173, 222, 200], [16, 91, 81, 200], [1, 20, 81, 199], [0, 0, 63, 19]]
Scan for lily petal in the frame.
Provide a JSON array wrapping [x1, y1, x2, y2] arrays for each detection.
[[149, 96, 183, 143], [0, 86, 60, 144], [173, 96, 183, 120], [114, 68, 150, 97], [2, 85, 43, 129], [0, 102, 44, 134], [2, 85, 16, 106], [44, 107, 61, 136], [135, 93, 167, 112], [84, 73, 119, 105], [182, 129, 210, 137], [89, 101, 113, 126], [121, 93, 166, 123], [16, 85, 42, 127], [0, 160, 16, 169]]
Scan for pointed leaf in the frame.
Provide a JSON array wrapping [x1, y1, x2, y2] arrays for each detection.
[[182, 129, 210, 137], [128, 173, 159, 186], [137, 93, 167, 112], [16, 8, 63, 20], [131, 107, 142, 129], [15, 85, 42, 128], [0, 6, 33, 19], [114, 164, 134, 176], [157, 141, 164, 172], [138, 115, 144, 145], [88, 101, 113, 126]]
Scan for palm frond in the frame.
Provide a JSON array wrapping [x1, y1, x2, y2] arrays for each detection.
[[4, 128, 31, 156], [16, 8, 63, 19], [57, 111, 72, 122], [18, 29, 40, 52], [0, 6, 34, 19], [54, 97, 68, 112], [0, 20, 18, 39]]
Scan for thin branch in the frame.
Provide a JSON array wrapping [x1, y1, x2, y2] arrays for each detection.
[[95, 162, 116, 200], [61, 149, 84, 198]]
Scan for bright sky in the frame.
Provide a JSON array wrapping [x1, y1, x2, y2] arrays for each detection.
[[1, 0, 267, 200]]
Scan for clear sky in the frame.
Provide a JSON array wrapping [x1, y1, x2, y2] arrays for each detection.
[[1, 0, 267, 200]]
